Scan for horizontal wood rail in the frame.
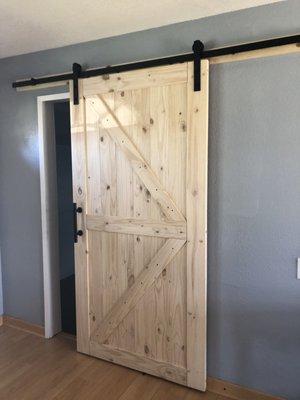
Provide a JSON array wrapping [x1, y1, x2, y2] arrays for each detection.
[[90, 341, 187, 385], [86, 215, 186, 239]]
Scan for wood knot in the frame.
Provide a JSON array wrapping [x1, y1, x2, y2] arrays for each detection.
[[144, 344, 150, 354], [128, 274, 135, 286]]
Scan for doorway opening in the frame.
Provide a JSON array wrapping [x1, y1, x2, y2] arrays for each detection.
[[37, 93, 76, 339], [53, 102, 76, 336]]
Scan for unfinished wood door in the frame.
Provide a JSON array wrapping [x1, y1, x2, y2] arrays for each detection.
[[70, 60, 209, 390]]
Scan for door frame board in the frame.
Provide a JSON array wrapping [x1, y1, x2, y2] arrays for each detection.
[[37, 92, 70, 338]]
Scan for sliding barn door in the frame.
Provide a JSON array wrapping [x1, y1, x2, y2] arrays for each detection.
[[70, 60, 209, 390]]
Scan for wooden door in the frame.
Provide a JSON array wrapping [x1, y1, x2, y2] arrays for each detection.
[[70, 60, 209, 390]]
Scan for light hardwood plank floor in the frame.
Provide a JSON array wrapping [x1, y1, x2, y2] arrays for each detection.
[[0, 325, 227, 400]]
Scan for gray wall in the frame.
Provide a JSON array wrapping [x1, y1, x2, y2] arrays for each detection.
[[0, 1, 299, 398], [208, 53, 300, 400]]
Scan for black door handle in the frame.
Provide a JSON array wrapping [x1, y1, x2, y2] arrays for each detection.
[[73, 203, 83, 243]]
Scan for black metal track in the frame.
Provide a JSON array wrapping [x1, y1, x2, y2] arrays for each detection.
[[12, 34, 300, 89]]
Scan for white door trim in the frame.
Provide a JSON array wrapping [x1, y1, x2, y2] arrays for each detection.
[[37, 92, 70, 338]]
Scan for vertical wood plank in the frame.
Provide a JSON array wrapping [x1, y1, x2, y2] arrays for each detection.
[[186, 60, 209, 390], [149, 83, 187, 366], [148, 85, 168, 360], [85, 97, 102, 337], [98, 93, 119, 347], [131, 88, 152, 272], [131, 88, 153, 358], [70, 80, 90, 354], [114, 90, 135, 351], [163, 83, 187, 367]]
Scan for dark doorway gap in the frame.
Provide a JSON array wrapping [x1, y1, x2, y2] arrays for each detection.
[[54, 101, 76, 336]]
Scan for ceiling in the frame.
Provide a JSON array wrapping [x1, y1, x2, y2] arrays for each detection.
[[0, 0, 283, 59]]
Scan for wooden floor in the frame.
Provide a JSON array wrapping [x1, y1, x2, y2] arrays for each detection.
[[0, 325, 230, 400]]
